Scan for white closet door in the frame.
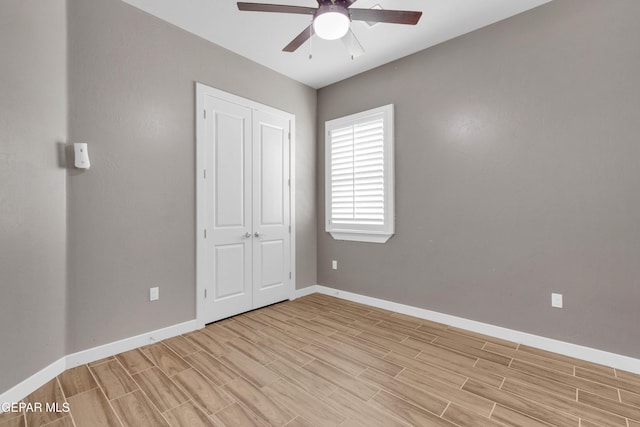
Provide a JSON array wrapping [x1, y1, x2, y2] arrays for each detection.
[[252, 110, 291, 308], [206, 96, 253, 322], [198, 84, 293, 325]]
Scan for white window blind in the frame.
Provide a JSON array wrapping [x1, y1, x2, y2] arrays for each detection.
[[330, 115, 385, 225], [325, 104, 394, 243]]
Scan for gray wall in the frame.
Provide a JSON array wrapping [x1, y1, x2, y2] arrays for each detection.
[[0, 0, 315, 395], [317, 0, 640, 358], [0, 0, 68, 392], [66, 0, 316, 353]]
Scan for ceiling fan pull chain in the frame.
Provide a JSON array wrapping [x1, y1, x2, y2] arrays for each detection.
[[308, 18, 313, 59], [350, 36, 354, 60]]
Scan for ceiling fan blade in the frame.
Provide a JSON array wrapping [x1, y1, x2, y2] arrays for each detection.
[[283, 24, 314, 52], [237, 2, 316, 15], [349, 8, 422, 25], [341, 28, 364, 59]]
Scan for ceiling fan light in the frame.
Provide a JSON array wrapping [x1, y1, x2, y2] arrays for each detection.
[[313, 6, 350, 40]]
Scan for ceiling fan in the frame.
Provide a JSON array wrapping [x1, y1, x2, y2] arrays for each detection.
[[237, 0, 423, 54]]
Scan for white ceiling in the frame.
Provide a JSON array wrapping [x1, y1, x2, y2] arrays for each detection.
[[122, 0, 551, 89]]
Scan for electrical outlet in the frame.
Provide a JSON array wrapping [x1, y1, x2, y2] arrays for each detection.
[[551, 293, 563, 308], [332, 260, 338, 270], [150, 287, 159, 302]]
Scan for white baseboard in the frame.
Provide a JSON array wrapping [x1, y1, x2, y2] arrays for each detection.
[[299, 285, 640, 374], [1, 319, 199, 411], [66, 320, 198, 369], [291, 285, 320, 299], [5, 286, 639, 411], [0, 357, 66, 412]]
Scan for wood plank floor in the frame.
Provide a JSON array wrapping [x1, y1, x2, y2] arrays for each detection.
[[2, 293, 640, 426]]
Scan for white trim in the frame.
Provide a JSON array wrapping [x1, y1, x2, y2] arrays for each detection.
[[195, 83, 297, 120], [7, 286, 639, 409], [289, 110, 297, 310], [292, 285, 321, 300], [65, 320, 198, 368], [328, 231, 392, 243], [309, 285, 640, 374], [0, 320, 198, 410], [325, 104, 395, 243], [0, 357, 65, 411], [195, 83, 208, 329]]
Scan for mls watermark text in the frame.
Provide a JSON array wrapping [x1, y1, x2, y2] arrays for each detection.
[[1, 402, 70, 413]]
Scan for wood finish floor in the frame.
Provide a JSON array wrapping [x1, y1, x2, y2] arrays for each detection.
[[2, 293, 640, 427]]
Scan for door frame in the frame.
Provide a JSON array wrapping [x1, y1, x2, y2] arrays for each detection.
[[195, 82, 296, 328]]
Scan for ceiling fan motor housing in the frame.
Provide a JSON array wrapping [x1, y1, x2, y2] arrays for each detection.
[[313, 2, 351, 40]]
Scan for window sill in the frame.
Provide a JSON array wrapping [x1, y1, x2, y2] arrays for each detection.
[[328, 231, 393, 243]]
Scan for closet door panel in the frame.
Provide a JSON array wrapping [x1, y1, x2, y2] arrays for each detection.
[[214, 244, 247, 299], [258, 240, 285, 289], [214, 113, 246, 228], [205, 96, 253, 322], [252, 110, 291, 308]]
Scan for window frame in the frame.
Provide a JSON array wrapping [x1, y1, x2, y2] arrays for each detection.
[[325, 104, 395, 243]]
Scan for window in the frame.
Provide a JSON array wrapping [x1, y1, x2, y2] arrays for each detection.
[[325, 104, 394, 243]]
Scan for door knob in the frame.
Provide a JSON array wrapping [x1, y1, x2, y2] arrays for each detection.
[[243, 232, 252, 239], [254, 232, 261, 238]]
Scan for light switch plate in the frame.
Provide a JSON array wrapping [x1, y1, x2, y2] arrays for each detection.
[[150, 287, 159, 301]]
